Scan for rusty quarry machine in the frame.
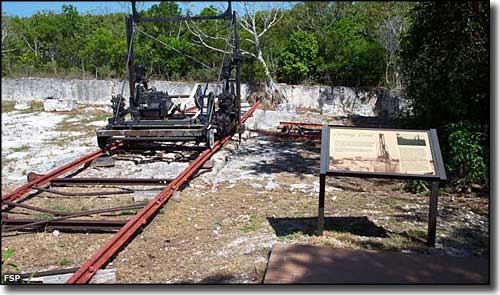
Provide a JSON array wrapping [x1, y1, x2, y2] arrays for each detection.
[[96, 1, 241, 150]]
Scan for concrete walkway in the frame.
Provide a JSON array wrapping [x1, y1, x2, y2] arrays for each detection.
[[263, 244, 489, 284]]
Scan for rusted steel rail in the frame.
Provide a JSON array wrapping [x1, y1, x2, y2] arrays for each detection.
[[66, 102, 260, 284], [6, 267, 81, 279], [2, 142, 123, 202], [253, 129, 321, 141], [268, 121, 323, 140], [2, 204, 145, 232], [32, 186, 134, 197], [279, 121, 323, 128], [50, 177, 172, 186], [185, 105, 198, 113], [2, 200, 72, 216]]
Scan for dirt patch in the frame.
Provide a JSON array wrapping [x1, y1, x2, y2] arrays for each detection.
[[107, 135, 488, 283], [2, 232, 114, 272], [1, 108, 489, 283]]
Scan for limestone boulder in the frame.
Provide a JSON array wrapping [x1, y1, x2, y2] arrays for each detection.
[[43, 98, 75, 112]]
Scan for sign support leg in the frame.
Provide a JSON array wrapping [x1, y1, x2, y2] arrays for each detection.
[[317, 173, 326, 236], [427, 180, 440, 247]]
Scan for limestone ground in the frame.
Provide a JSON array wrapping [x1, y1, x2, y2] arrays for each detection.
[[1, 104, 489, 283]]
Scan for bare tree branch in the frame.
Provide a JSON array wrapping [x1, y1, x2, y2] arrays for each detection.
[[1, 16, 15, 53], [185, 1, 285, 102]]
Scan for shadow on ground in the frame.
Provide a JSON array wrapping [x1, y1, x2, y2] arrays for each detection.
[[175, 273, 240, 284], [234, 138, 320, 179], [345, 115, 401, 128], [267, 216, 389, 238]]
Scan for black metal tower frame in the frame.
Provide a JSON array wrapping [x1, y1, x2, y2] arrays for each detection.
[[96, 1, 241, 150]]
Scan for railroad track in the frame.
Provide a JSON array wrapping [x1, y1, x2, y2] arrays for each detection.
[[1, 102, 260, 284], [249, 121, 323, 141]]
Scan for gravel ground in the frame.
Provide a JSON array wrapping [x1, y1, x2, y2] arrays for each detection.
[[1, 103, 489, 283], [1, 103, 107, 185], [108, 135, 489, 283]]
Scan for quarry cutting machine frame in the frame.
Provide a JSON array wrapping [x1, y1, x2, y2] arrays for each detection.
[[96, 1, 241, 150]]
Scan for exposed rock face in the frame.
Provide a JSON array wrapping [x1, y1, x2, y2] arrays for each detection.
[[279, 85, 410, 117], [2, 78, 115, 104], [1, 78, 249, 105], [2, 78, 410, 117]]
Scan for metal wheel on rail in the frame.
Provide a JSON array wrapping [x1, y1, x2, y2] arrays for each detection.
[[97, 136, 110, 150]]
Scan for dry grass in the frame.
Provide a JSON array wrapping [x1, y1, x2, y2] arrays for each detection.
[[55, 111, 109, 133], [296, 106, 321, 114], [1, 185, 145, 273], [18, 101, 44, 114], [2, 232, 114, 273], [1, 100, 16, 113], [43, 135, 82, 147], [0, 127, 489, 283], [11, 144, 30, 153]]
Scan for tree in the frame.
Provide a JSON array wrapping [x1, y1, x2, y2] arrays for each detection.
[[186, 2, 285, 104], [399, 1, 489, 183], [1, 1, 397, 88], [278, 31, 318, 84], [82, 27, 116, 78], [371, 2, 413, 89], [1, 14, 16, 53], [288, 2, 352, 42], [400, 1, 488, 129], [322, 11, 385, 87]]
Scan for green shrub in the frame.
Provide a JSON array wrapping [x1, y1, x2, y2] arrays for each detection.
[[446, 121, 487, 186], [59, 258, 71, 266], [241, 60, 267, 84], [404, 179, 428, 194]]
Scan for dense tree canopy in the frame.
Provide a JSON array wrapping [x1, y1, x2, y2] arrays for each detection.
[[400, 1, 489, 184], [321, 13, 385, 86], [278, 31, 318, 84], [1, 1, 409, 87]]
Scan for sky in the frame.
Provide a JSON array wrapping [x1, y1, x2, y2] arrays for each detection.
[[1, 1, 296, 17]]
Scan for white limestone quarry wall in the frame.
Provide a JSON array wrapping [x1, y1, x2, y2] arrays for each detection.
[[278, 84, 411, 117], [1, 78, 410, 116], [0, 78, 250, 105]]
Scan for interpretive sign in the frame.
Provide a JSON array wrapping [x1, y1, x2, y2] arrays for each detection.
[[318, 124, 446, 247], [328, 128, 436, 176]]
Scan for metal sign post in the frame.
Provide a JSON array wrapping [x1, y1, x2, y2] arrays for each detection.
[[427, 181, 440, 247], [318, 124, 330, 236], [317, 124, 447, 247]]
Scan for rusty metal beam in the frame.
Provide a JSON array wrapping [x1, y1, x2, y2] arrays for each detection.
[[250, 129, 321, 141], [32, 186, 133, 197], [185, 105, 198, 113], [66, 102, 260, 284], [5, 267, 81, 279], [2, 204, 145, 232], [1, 142, 123, 202], [96, 128, 204, 137], [2, 219, 127, 231], [2, 200, 71, 216], [279, 121, 323, 128]]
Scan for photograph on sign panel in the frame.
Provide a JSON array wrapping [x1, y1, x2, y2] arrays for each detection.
[[396, 132, 435, 175], [396, 133, 427, 146], [328, 129, 435, 175]]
